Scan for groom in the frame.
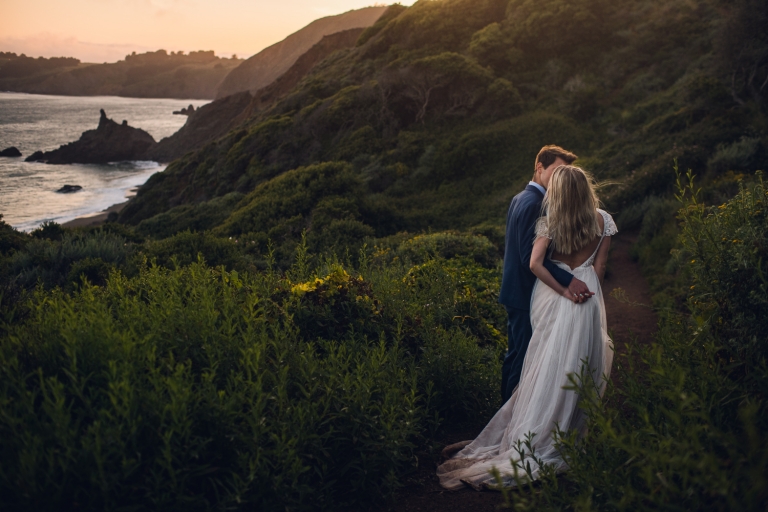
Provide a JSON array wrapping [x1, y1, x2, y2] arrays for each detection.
[[498, 145, 593, 402]]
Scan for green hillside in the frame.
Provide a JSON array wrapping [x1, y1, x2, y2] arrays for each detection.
[[119, 0, 768, 262], [0, 0, 767, 510]]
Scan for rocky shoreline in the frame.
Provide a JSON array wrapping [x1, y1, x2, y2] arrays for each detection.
[[26, 110, 157, 164]]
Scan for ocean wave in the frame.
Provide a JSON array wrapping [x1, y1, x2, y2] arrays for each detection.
[[107, 160, 162, 169]]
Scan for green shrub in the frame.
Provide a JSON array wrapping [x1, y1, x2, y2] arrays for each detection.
[[0, 238, 506, 510], [289, 263, 385, 342], [707, 136, 765, 174], [142, 230, 250, 271], [374, 231, 500, 268], [500, 171, 768, 511], [8, 231, 134, 290], [86, 222, 145, 244], [66, 256, 113, 287], [364, 247, 504, 422], [469, 23, 521, 70], [30, 220, 64, 241], [356, 4, 408, 47], [0, 214, 28, 256], [211, 162, 384, 263], [217, 162, 362, 237], [135, 192, 245, 239], [677, 170, 768, 368], [481, 78, 523, 119], [418, 327, 499, 422], [329, 125, 383, 162], [615, 194, 664, 230], [432, 112, 584, 182], [0, 262, 421, 510]]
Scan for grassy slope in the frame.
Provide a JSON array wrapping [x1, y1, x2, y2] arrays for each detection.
[[119, 0, 767, 266], [2, 1, 767, 509]]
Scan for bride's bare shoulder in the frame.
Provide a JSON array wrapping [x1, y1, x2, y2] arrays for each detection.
[[595, 210, 605, 230]]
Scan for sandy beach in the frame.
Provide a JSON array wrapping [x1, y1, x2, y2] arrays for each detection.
[[61, 187, 138, 228]]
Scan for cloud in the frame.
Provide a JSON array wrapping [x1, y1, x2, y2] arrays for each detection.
[[0, 32, 153, 63]]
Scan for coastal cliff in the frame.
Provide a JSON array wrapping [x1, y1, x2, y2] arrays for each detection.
[[146, 28, 369, 163], [26, 109, 156, 164], [250, 28, 367, 110], [214, 6, 386, 98], [148, 92, 253, 163]]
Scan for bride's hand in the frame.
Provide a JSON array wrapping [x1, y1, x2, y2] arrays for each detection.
[[567, 278, 594, 303], [563, 288, 592, 303], [562, 288, 581, 303]]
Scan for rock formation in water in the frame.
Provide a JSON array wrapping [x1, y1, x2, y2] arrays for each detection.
[[173, 104, 196, 115], [26, 110, 157, 164], [215, 6, 386, 99], [56, 185, 83, 193], [0, 147, 22, 157]]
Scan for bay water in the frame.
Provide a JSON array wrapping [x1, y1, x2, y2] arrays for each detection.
[[0, 92, 209, 231]]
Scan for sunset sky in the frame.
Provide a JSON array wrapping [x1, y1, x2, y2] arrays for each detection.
[[0, 0, 416, 63]]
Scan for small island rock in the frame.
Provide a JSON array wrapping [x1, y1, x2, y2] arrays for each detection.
[[56, 185, 83, 193], [173, 104, 196, 116], [0, 147, 22, 157], [25, 109, 157, 164]]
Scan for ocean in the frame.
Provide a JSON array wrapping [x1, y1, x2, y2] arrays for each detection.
[[0, 92, 209, 231]]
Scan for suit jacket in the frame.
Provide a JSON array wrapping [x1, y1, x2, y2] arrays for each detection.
[[499, 184, 573, 310]]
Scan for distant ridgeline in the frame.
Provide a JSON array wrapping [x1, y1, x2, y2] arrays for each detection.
[[0, 49, 242, 99], [0, 52, 80, 79]]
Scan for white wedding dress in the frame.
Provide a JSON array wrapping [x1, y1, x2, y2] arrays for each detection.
[[437, 209, 617, 490]]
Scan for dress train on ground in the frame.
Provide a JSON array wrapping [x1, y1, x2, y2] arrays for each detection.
[[437, 210, 616, 490]]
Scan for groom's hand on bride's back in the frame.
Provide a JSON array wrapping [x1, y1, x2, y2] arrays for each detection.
[[566, 278, 594, 303]]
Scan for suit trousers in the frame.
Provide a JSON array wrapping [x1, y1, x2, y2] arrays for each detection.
[[501, 306, 533, 403]]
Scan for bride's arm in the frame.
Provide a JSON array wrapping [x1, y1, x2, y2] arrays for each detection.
[[593, 236, 611, 285], [530, 237, 576, 301]]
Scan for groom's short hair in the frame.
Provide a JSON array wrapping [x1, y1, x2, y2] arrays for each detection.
[[534, 145, 578, 174]]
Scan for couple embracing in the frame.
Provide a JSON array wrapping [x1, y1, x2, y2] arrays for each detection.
[[437, 146, 617, 490]]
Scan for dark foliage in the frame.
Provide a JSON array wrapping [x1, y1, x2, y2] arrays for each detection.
[[0, 215, 28, 256], [496, 172, 768, 511], [2, 0, 768, 509], [0, 236, 502, 510], [0, 53, 80, 79]]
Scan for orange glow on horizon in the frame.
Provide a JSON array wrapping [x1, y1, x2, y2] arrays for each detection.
[[0, 1, 414, 63]]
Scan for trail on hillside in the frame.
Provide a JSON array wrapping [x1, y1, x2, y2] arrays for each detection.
[[375, 231, 658, 512]]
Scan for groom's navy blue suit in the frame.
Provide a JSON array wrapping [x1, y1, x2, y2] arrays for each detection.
[[498, 184, 573, 402]]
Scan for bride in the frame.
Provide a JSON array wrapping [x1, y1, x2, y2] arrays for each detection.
[[437, 165, 617, 490]]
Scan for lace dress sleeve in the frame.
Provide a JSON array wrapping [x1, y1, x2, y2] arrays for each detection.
[[534, 217, 551, 239], [598, 209, 618, 236]]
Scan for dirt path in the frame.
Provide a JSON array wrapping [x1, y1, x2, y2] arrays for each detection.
[[375, 231, 658, 512], [602, 231, 658, 351]]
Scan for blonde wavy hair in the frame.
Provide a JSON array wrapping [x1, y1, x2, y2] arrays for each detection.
[[540, 165, 602, 254]]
